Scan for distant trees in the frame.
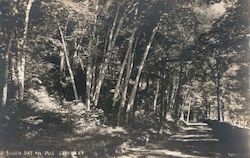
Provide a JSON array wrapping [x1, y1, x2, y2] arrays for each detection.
[[192, 0, 249, 122]]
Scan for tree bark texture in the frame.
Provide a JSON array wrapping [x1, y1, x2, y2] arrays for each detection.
[[93, 3, 138, 107], [93, 6, 121, 107], [1, 33, 13, 107], [125, 25, 158, 124], [59, 26, 79, 101], [17, 0, 34, 101], [112, 10, 138, 108], [117, 35, 138, 126], [153, 79, 160, 112]]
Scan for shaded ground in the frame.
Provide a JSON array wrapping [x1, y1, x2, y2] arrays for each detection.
[[0, 97, 173, 157], [208, 120, 250, 158], [0, 110, 172, 158], [0, 88, 249, 158], [115, 123, 250, 158], [0, 88, 127, 158]]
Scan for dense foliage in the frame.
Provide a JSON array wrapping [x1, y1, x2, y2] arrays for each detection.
[[0, 0, 249, 134]]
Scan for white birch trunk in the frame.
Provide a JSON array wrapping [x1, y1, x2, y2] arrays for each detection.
[[117, 35, 138, 126], [112, 22, 138, 108], [1, 34, 13, 106], [58, 27, 79, 101], [153, 79, 160, 112], [187, 98, 192, 124], [93, 6, 121, 107], [17, 0, 34, 101], [86, 39, 93, 110], [125, 25, 158, 124], [93, 4, 138, 107]]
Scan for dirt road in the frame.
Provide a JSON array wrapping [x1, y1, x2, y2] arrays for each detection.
[[115, 123, 249, 158]]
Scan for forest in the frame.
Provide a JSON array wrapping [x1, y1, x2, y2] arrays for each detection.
[[0, 0, 250, 157]]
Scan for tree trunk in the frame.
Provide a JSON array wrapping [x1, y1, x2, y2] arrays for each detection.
[[86, 38, 94, 110], [58, 26, 79, 101], [86, 59, 92, 109], [65, 53, 79, 101], [59, 51, 66, 90], [60, 51, 65, 75], [187, 98, 192, 124], [17, 0, 34, 101], [174, 62, 184, 119], [216, 70, 223, 122], [90, 36, 99, 100], [85, 12, 99, 110], [160, 74, 166, 129], [10, 54, 19, 99], [1, 33, 13, 107], [181, 83, 191, 121], [158, 107, 164, 134], [160, 62, 167, 118], [163, 67, 169, 118], [153, 79, 160, 112], [111, 19, 138, 108], [208, 102, 211, 118], [79, 59, 86, 100], [93, 4, 138, 107], [117, 35, 138, 126], [125, 25, 158, 124], [167, 81, 174, 108], [180, 111, 184, 121], [93, 6, 121, 107], [203, 93, 209, 119]]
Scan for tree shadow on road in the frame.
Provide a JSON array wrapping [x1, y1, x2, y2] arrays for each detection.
[[208, 120, 250, 158], [117, 125, 221, 158]]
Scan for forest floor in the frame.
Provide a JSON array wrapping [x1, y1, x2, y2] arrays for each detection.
[[1, 110, 250, 158], [0, 88, 250, 157], [0, 87, 176, 157]]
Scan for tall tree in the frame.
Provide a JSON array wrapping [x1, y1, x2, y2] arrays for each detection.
[[17, 0, 34, 101], [111, 4, 139, 108], [125, 25, 158, 124], [92, 2, 138, 107]]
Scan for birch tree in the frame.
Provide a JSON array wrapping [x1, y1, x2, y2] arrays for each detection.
[[0, 0, 34, 105], [17, 0, 34, 101], [92, 2, 138, 107], [111, 5, 139, 108], [58, 26, 79, 101], [125, 25, 158, 124], [1, 33, 13, 107]]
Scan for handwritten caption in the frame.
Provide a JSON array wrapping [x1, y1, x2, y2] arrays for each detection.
[[0, 150, 85, 157]]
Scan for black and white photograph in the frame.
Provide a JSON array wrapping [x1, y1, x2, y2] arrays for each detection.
[[0, 0, 249, 157]]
